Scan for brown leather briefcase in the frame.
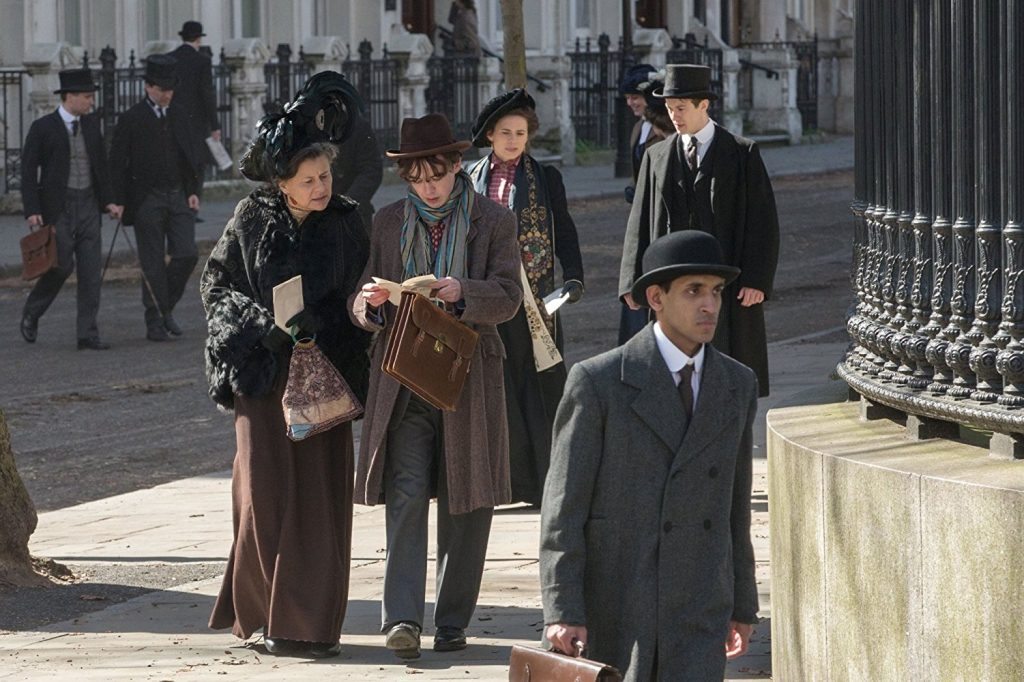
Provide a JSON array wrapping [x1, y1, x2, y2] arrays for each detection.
[[382, 290, 479, 411], [20, 225, 58, 280], [508, 645, 622, 682]]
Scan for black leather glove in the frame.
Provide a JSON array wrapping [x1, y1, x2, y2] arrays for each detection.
[[261, 325, 292, 353], [285, 309, 323, 338], [624, 185, 635, 204], [562, 279, 584, 304]]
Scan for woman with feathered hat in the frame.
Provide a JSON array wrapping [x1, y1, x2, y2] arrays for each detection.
[[201, 72, 371, 658], [464, 89, 585, 507]]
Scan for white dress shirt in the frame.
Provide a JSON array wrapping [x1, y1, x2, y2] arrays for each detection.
[[682, 118, 716, 167], [57, 105, 79, 135], [653, 322, 705, 407], [638, 120, 653, 147]]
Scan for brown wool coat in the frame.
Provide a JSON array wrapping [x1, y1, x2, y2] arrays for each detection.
[[350, 196, 523, 515]]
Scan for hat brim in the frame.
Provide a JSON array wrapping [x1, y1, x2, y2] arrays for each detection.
[[653, 87, 719, 101], [630, 263, 740, 307], [385, 139, 472, 159], [471, 91, 536, 147], [53, 85, 100, 94], [143, 76, 178, 90]]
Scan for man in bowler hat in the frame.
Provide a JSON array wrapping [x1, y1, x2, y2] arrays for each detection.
[[351, 113, 522, 659], [618, 64, 779, 396], [167, 21, 221, 194], [542, 230, 759, 681], [109, 53, 201, 341], [20, 68, 117, 350]]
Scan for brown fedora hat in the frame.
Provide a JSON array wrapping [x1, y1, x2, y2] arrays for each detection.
[[385, 113, 472, 159]]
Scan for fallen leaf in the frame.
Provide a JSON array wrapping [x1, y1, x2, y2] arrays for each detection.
[[79, 594, 107, 602]]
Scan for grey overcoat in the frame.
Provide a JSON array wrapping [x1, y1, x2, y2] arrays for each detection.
[[349, 196, 523, 515], [540, 326, 759, 682]]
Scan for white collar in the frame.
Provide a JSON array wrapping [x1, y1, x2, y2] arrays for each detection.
[[683, 118, 716, 148], [57, 106, 78, 125], [653, 322, 705, 376]]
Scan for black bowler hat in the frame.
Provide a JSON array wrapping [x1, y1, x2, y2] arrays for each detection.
[[653, 64, 719, 101], [53, 68, 99, 94], [631, 231, 740, 306], [385, 113, 472, 159], [619, 63, 657, 95], [179, 21, 205, 41], [143, 54, 177, 89], [470, 88, 536, 147]]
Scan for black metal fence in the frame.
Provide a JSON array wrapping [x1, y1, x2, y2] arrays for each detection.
[[342, 40, 401, 155], [426, 34, 480, 144], [841, 0, 1024, 455], [263, 43, 311, 114], [568, 34, 628, 148], [0, 68, 28, 193], [667, 34, 724, 121], [742, 37, 818, 131]]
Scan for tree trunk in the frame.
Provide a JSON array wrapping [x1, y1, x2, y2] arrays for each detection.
[[0, 409, 52, 587], [500, 0, 527, 89]]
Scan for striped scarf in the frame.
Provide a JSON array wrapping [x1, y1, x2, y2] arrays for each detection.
[[401, 170, 474, 281]]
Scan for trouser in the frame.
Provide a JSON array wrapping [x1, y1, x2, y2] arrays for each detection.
[[23, 187, 102, 339], [133, 189, 197, 327], [381, 391, 494, 632]]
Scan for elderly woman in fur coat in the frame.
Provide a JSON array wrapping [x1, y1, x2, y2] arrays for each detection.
[[200, 73, 370, 659]]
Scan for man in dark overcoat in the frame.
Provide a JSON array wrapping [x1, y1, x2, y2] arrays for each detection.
[[542, 231, 760, 682], [618, 64, 780, 395], [167, 21, 221, 191], [109, 54, 201, 342], [19, 68, 117, 350], [350, 113, 522, 660], [331, 111, 383, 232]]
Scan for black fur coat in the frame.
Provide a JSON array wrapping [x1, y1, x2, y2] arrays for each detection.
[[200, 187, 371, 409]]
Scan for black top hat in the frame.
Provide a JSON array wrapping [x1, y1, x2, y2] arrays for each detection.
[[653, 64, 719, 101], [385, 113, 472, 159], [619, 63, 657, 96], [53, 68, 99, 95], [239, 71, 363, 182], [179, 21, 205, 40], [470, 89, 536, 147], [631, 231, 740, 306], [143, 54, 178, 89]]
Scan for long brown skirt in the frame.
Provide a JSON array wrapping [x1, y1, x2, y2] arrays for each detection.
[[209, 373, 354, 643]]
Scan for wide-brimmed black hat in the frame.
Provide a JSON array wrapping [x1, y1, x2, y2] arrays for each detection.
[[653, 64, 719, 101], [143, 54, 177, 89], [239, 71, 364, 182], [179, 21, 205, 40], [619, 63, 657, 95], [631, 231, 740, 306], [385, 113, 472, 159], [470, 88, 536, 147], [53, 68, 99, 94]]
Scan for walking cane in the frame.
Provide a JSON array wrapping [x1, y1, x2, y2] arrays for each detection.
[[100, 218, 122, 283], [100, 219, 161, 312]]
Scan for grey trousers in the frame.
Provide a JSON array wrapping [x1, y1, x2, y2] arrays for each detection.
[[381, 391, 494, 632], [23, 187, 102, 339], [133, 189, 197, 326]]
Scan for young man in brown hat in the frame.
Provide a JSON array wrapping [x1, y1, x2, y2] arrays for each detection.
[[20, 68, 117, 350], [543, 230, 759, 681], [351, 113, 522, 659], [618, 63, 780, 396]]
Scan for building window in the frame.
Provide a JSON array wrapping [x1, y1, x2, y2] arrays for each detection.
[[694, 0, 707, 24], [575, 0, 591, 29], [241, 0, 261, 38], [63, 0, 82, 45]]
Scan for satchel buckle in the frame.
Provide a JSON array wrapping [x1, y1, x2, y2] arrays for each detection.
[[434, 333, 447, 354]]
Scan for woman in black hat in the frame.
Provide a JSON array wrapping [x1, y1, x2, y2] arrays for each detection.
[[200, 72, 371, 658], [465, 89, 585, 507]]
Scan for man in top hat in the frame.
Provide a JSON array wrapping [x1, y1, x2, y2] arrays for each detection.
[[350, 113, 522, 660], [19, 68, 117, 350], [618, 64, 780, 396], [167, 21, 221, 196], [541, 230, 759, 681], [109, 53, 202, 342]]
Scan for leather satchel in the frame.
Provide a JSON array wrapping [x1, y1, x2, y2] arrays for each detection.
[[20, 225, 58, 280], [508, 645, 622, 682], [382, 290, 479, 411]]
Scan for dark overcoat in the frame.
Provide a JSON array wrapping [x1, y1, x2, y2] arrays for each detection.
[[618, 126, 779, 395], [540, 327, 759, 682], [331, 113, 383, 231], [167, 44, 220, 162], [349, 196, 523, 515], [20, 110, 112, 223]]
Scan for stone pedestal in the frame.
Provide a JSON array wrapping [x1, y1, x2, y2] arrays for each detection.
[[302, 36, 347, 75], [23, 42, 82, 119], [525, 55, 574, 164], [631, 28, 672, 68], [222, 39, 271, 161], [387, 30, 432, 121], [742, 46, 802, 143], [768, 389, 1024, 680]]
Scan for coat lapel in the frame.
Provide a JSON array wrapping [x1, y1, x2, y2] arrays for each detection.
[[673, 345, 738, 470], [623, 326, 687, 455]]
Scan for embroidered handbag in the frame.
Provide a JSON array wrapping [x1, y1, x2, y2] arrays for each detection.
[[508, 645, 622, 682], [382, 290, 479, 411], [281, 337, 363, 441], [20, 225, 58, 280]]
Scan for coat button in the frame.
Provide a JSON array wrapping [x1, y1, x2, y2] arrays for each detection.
[[708, 467, 718, 478], [663, 521, 674, 533], [703, 519, 712, 530]]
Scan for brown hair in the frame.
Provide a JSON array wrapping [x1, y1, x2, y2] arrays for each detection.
[[273, 142, 338, 182], [487, 106, 540, 138], [396, 151, 463, 183]]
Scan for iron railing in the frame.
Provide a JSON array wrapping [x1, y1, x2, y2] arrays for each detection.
[[0, 68, 28, 193], [341, 40, 401, 155], [263, 43, 310, 114], [426, 33, 480, 143], [568, 34, 629, 148]]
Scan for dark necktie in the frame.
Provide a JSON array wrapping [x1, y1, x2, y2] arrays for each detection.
[[686, 136, 699, 174], [71, 120, 80, 137], [678, 363, 695, 419], [429, 219, 446, 254]]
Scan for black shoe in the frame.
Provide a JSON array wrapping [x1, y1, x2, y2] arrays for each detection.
[[384, 622, 421, 660], [77, 337, 111, 351], [20, 314, 37, 343], [433, 626, 467, 652], [163, 314, 183, 336], [146, 324, 170, 342], [263, 636, 306, 656], [309, 640, 342, 658]]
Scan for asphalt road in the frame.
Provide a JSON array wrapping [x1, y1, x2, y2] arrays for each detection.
[[0, 170, 853, 512]]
